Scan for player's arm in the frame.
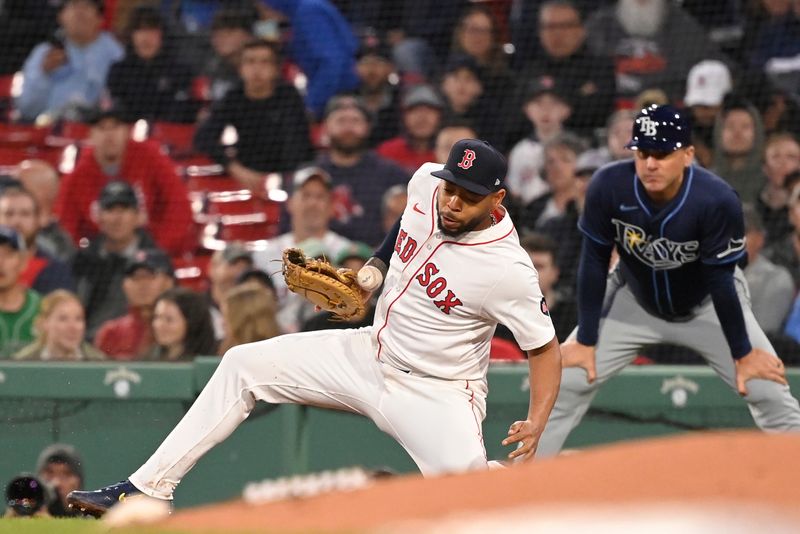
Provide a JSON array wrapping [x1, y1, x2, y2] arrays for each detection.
[[503, 336, 562, 461], [356, 217, 400, 292]]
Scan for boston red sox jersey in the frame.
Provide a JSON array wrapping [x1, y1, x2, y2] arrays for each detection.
[[371, 162, 555, 381]]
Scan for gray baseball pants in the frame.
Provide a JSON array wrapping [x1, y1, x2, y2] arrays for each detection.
[[537, 268, 800, 457]]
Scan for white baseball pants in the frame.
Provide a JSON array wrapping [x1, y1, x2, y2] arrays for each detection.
[[129, 328, 488, 499]]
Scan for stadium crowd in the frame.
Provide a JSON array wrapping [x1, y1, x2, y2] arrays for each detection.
[[0, 0, 798, 363]]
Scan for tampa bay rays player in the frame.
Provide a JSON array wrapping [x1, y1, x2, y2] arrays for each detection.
[[67, 139, 562, 516], [537, 104, 800, 456]]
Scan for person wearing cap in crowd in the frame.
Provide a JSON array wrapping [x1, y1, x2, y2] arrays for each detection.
[[94, 249, 176, 360], [207, 242, 255, 342], [377, 85, 444, 173], [438, 55, 486, 138], [536, 148, 606, 287], [0, 225, 40, 358], [36, 443, 85, 517], [55, 105, 195, 256], [506, 77, 576, 208], [15, 0, 124, 122], [194, 39, 312, 192], [354, 37, 402, 147], [684, 59, 734, 168], [254, 165, 353, 332], [301, 241, 377, 332], [536, 104, 800, 457], [106, 5, 198, 124], [72, 181, 162, 340], [66, 138, 561, 515], [15, 160, 76, 264], [515, 0, 615, 139], [201, 9, 256, 102], [0, 185, 75, 296], [316, 96, 409, 246]]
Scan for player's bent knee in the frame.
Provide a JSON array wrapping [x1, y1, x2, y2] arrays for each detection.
[[743, 379, 789, 405], [560, 367, 597, 396]]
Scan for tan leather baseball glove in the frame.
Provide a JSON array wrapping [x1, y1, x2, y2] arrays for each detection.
[[282, 248, 366, 320]]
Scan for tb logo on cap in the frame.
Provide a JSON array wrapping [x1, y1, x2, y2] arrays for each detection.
[[639, 117, 658, 137], [457, 149, 476, 170]]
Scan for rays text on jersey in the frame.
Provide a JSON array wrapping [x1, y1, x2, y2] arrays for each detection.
[[612, 218, 699, 270]]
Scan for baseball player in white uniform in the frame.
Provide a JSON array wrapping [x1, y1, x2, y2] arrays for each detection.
[[67, 139, 562, 516]]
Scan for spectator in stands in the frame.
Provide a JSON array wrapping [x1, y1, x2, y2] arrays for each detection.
[[438, 56, 488, 141], [202, 9, 254, 102], [316, 96, 409, 245], [521, 233, 577, 341], [302, 242, 376, 331], [15, 0, 123, 122], [537, 150, 602, 287], [149, 287, 216, 361], [55, 107, 195, 256], [15, 160, 75, 264], [376, 85, 443, 173], [260, 0, 359, 119], [355, 38, 401, 147], [434, 121, 478, 163], [765, 182, 800, 287], [13, 289, 104, 361], [35, 444, 84, 517], [254, 166, 352, 332], [0, 186, 74, 295], [106, 6, 197, 124], [584, 0, 720, 105], [448, 5, 511, 105], [758, 135, 800, 244], [519, 0, 615, 137], [507, 78, 573, 207], [207, 243, 253, 341], [381, 184, 407, 234], [519, 132, 585, 231], [194, 40, 312, 191], [578, 109, 635, 167], [742, 204, 795, 335], [218, 281, 280, 355], [0, 0, 60, 76], [0, 226, 39, 358], [94, 249, 175, 360], [72, 181, 160, 340], [684, 60, 733, 168], [712, 98, 766, 204], [743, 0, 800, 76]]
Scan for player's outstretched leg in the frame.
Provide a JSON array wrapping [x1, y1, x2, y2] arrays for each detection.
[[69, 329, 378, 517]]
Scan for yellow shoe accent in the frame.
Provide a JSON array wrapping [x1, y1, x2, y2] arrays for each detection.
[[119, 493, 126, 502]]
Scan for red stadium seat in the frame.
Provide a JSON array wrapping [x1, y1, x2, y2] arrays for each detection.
[[0, 123, 49, 147], [150, 122, 198, 157], [0, 146, 37, 166], [172, 254, 212, 292]]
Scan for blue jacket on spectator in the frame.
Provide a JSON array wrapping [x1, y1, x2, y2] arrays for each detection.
[[785, 295, 800, 344], [16, 32, 123, 122], [261, 0, 358, 118]]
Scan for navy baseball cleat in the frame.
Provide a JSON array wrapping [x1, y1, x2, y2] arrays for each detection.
[[67, 480, 155, 517]]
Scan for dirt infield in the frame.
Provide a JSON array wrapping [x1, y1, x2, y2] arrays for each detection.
[[165, 431, 800, 533]]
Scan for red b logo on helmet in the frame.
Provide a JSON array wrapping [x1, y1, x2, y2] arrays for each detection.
[[457, 149, 476, 170]]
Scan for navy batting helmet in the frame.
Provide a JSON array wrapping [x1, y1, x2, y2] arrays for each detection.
[[625, 104, 692, 152]]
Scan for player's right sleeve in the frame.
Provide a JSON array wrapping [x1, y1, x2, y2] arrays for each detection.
[[577, 169, 615, 246]]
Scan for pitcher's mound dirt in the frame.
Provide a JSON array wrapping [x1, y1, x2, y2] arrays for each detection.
[[166, 431, 800, 532]]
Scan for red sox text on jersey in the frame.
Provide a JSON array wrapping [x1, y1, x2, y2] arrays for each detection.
[[395, 229, 463, 314]]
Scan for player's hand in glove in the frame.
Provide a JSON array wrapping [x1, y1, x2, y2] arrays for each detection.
[[282, 248, 366, 321], [560, 340, 597, 384], [502, 419, 542, 462], [734, 348, 787, 396]]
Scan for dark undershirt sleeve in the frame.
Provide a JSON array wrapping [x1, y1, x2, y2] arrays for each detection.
[[373, 217, 401, 266], [576, 238, 614, 346], [703, 262, 752, 359]]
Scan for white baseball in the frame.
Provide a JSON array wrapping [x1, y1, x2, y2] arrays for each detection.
[[357, 265, 383, 291]]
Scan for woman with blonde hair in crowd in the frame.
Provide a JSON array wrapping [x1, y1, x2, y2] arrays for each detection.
[[13, 290, 106, 361], [150, 287, 217, 361], [218, 282, 281, 355]]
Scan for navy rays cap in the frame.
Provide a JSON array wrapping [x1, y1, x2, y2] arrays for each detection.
[[625, 104, 692, 152], [431, 139, 507, 195]]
